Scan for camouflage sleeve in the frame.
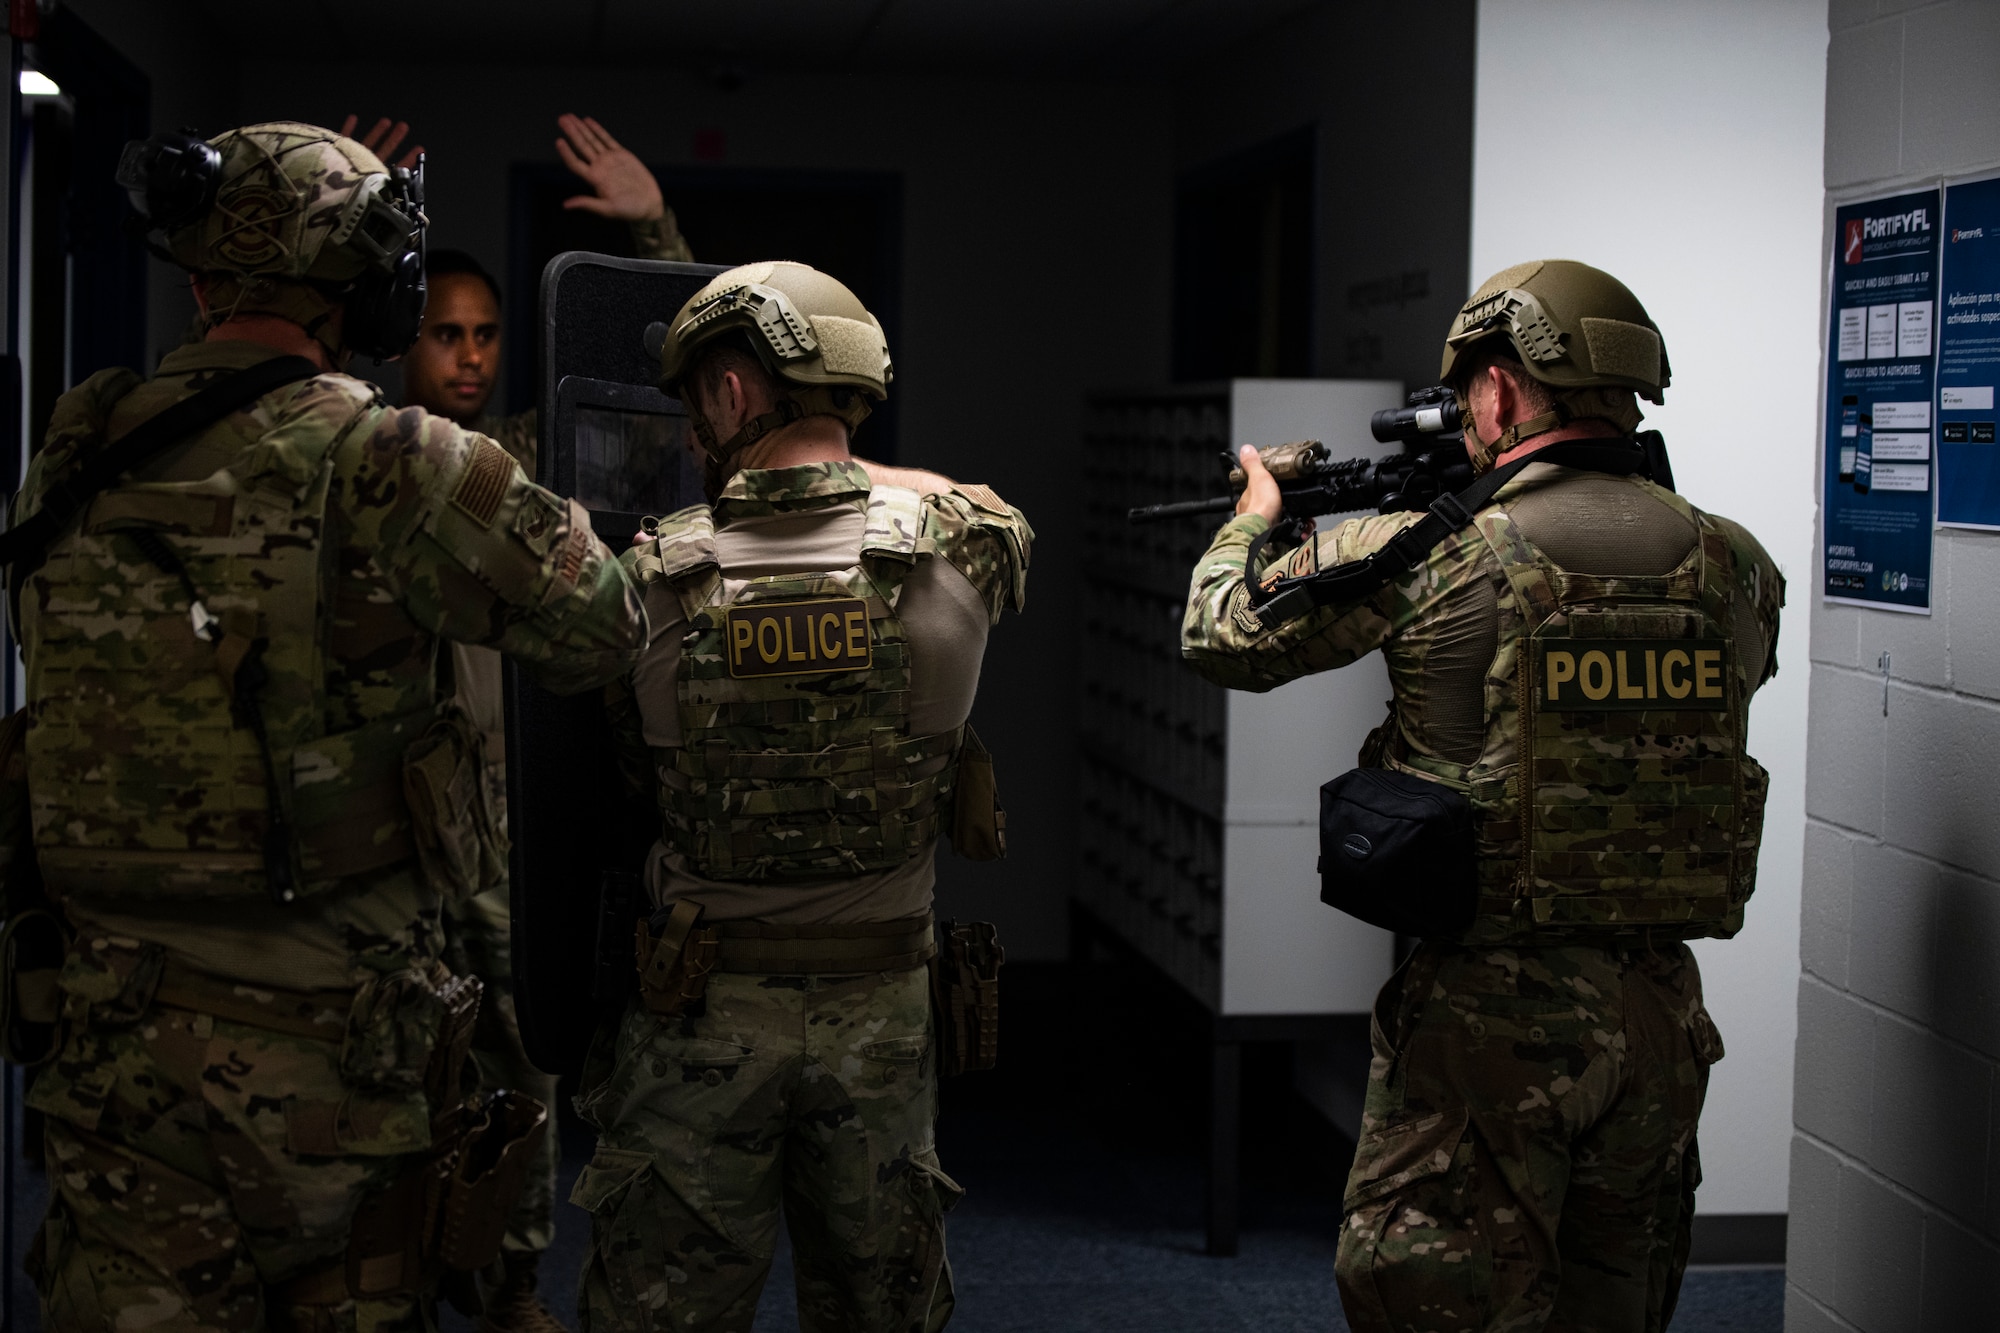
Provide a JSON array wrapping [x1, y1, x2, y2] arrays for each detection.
[[922, 484, 1032, 624], [1708, 512, 1786, 690], [495, 408, 540, 480], [338, 405, 646, 696], [1181, 507, 1442, 693], [629, 209, 693, 263]]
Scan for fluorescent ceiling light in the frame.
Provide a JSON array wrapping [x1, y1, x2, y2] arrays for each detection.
[[19, 70, 59, 97]]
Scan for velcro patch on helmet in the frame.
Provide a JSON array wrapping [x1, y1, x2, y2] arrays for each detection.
[[1580, 318, 1662, 386], [724, 599, 870, 678], [451, 438, 513, 527], [1537, 640, 1728, 711], [813, 315, 888, 380]]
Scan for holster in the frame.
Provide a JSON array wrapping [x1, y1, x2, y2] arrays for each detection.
[[635, 899, 719, 1018], [929, 920, 1003, 1076], [342, 966, 529, 1316]]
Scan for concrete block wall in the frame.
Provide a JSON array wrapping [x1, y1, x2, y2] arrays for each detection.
[[1792, 2, 2000, 1327]]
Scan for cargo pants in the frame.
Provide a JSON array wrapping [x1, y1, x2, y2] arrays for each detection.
[[25, 958, 436, 1332], [1335, 941, 1723, 1333], [572, 966, 961, 1333]]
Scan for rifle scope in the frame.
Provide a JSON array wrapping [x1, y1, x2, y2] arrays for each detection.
[[1370, 384, 1461, 444]]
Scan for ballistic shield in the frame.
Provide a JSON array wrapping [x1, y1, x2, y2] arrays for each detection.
[[507, 251, 724, 1074]]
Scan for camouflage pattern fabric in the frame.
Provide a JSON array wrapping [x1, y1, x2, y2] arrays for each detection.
[[28, 986, 428, 1331], [628, 209, 695, 265], [1180, 461, 1779, 1330], [13, 338, 645, 1325], [1336, 941, 1722, 1333], [572, 967, 960, 1333], [1181, 464, 1782, 944], [630, 464, 1030, 883], [9, 339, 645, 989]]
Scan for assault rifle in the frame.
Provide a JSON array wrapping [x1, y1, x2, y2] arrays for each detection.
[[1125, 383, 1676, 527]]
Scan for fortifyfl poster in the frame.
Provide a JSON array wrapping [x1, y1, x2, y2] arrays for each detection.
[[1823, 188, 1938, 613]]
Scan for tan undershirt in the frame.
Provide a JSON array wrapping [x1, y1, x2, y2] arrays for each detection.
[[633, 505, 991, 922]]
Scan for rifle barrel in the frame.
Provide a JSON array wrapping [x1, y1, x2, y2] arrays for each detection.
[[1126, 495, 1238, 523]]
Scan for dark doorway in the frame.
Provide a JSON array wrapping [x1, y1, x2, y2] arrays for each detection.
[[507, 165, 903, 461], [23, 7, 149, 455], [1172, 126, 1315, 383]]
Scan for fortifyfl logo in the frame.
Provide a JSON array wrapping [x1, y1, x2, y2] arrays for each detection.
[[1537, 640, 1729, 711], [1954, 227, 1986, 242], [1846, 208, 1931, 263], [724, 598, 872, 678]]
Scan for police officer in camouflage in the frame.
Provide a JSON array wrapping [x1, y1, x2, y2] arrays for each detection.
[[6, 122, 645, 1331], [572, 261, 1031, 1332], [390, 112, 694, 1333], [1183, 260, 1784, 1332]]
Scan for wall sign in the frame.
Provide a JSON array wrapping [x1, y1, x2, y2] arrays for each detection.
[[1823, 188, 1939, 612], [1936, 174, 2000, 529]]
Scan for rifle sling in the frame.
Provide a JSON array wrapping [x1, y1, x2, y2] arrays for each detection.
[[0, 354, 322, 572], [1249, 439, 1647, 630]]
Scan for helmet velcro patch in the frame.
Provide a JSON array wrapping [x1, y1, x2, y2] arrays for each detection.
[[1580, 318, 1662, 385], [813, 315, 890, 381]]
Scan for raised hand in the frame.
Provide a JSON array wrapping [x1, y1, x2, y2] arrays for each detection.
[[337, 115, 424, 170], [555, 114, 664, 222]]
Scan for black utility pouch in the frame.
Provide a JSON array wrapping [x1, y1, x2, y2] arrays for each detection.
[[1317, 768, 1477, 938]]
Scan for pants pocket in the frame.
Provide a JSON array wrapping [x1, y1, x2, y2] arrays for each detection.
[[891, 1152, 963, 1333], [573, 1147, 670, 1333], [1337, 1106, 1486, 1333]]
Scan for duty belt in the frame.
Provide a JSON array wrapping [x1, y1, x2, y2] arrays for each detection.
[[649, 910, 938, 975]]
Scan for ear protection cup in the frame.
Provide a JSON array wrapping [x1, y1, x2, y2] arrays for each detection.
[[344, 243, 428, 361], [114, 131, 221, 232]]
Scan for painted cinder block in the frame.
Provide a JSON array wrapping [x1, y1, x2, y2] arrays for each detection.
[[1845, 840, 1937, 1026], [1809, 597, 1863, 671], [1833, 1165, 1928, 1333], [1900, 1, 2000, 180], [1823, 20, 1906, 187], [1800, 819, 1856, 989], [1882, 685, 2000, 875], [1786, 1134, 1845, 1304], [1804, 667, 1887, 836], [1919, 1211, 2000, 1328], [1946, 533, 2000, 702], [1866, 1018, 1992, 1223], [1793, 977, 1879, 1154], [1928, 864, 2000, 1062]]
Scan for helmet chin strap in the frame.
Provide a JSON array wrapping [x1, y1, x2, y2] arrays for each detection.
[[690, 400, 817, 500], [1465, 400, 1572, 475]]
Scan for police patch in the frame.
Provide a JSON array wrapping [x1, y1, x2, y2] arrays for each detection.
[[725, 598, 871, 678], [1535, 639, 1728, 711]]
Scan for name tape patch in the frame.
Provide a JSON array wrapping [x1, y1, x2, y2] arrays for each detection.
[[1537, 639, 1728, 711], [726, 598, 871, 678]]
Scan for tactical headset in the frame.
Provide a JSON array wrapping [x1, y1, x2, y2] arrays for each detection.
[[115, 129, 429, 361]]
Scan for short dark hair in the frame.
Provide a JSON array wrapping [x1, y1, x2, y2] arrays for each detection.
[[1450, 341, 1556, 416], [688, 336, 776, 410], [426, 249, 502, 309]]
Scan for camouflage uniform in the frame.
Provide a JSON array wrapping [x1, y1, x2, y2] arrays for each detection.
[[428, 209, 693, 1270], [1182, 461, 1782, 1332], [576, 460, 1030, 1333], [12, 340, 646, 1331]]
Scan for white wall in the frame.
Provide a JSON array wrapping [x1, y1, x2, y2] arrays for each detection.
[[1472, 0, 1828, 1217]]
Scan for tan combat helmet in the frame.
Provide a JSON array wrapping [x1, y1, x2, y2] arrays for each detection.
[[1442, 259, 1670, 403], [120, 120, 427, 359], [1441, 259, 1669, 472], [656, 261, 892, 486]]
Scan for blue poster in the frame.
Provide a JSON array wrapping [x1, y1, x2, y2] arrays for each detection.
[[1936, 175, 2000, 529], [1823, 189, 1938, 612]]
